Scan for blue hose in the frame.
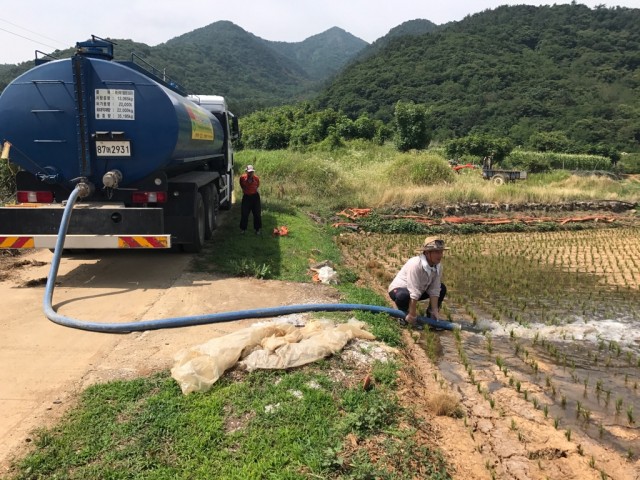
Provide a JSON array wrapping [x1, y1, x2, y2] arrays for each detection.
[[43, 186, 459, 333]]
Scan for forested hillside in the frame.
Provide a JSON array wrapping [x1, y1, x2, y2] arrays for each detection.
[[0, 22, 367, 115], [358, 19, 439, 59], [267, 27, 367, 79], [316, 4, 640, 151], [2, 4, 639, 152]]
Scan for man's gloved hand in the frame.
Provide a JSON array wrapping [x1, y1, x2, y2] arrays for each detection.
[[405, 313, 418, 325]]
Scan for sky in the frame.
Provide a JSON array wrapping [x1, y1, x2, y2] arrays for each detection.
[[1, 0, 639, 64]]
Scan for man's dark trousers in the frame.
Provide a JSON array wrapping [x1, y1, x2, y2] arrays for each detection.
[[240, 193, 262, 232], [389, 283, 447, 316]]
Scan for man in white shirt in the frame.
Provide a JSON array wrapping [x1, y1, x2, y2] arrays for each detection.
[[388, 236, 448, 328]]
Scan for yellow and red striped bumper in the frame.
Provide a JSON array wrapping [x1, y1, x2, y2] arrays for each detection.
[[0, 236, 35, 249], [0, 235, 171, 249]]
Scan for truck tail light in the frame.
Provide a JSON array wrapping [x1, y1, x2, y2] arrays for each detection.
[[17, 191, 54, 203], [132, 191, 167, 203]]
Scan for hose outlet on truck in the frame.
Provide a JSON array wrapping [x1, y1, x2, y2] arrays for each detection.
[[76, 179, 95, 199], [102, 169, 123, 189]]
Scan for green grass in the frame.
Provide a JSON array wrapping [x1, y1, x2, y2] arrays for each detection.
[[8, 366, 450, 479], [194, 198, 341, 282], [337, 284, 404, 348]]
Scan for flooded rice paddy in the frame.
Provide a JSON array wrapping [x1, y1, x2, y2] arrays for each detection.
[[341, 227, 640, 458]]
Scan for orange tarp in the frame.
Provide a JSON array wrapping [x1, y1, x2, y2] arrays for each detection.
[[336, 208, 372, 220]]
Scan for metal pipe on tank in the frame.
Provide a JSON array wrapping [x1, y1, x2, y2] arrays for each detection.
[[1, 141, 10, 160]]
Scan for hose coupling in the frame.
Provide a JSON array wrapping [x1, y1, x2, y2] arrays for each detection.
[[76, 179, 95, 199], [103, 169, 123, 189]]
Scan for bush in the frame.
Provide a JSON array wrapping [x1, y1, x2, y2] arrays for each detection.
[[507, 150, 611, 172], [386, 152, 455, 186], [240, 104, 393, 151], [445, 134, 513, 162], [393, 101, 432, 152], [507, 150, 551, 173], [620, 153, 640, 174], [0, 160, 16, 205], [528, 131, 572, 152]]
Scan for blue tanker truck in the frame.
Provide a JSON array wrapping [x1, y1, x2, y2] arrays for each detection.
[[0, 36, 238, 252]]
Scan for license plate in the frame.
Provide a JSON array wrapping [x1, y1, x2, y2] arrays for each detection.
[[96, 141, 131, 157]]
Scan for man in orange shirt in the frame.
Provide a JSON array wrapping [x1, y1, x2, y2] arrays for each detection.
[[239, 164, 262, 235]]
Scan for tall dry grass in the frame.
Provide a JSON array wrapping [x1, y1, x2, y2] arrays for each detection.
[[237, 143, 640, 209]]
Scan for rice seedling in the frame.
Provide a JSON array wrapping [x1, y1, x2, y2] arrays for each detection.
[[582, 408, 591, 425], [337, 226, 640, 459]]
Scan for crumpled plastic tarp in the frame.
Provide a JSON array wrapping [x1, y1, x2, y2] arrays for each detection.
[[171, 319, 375, 394]]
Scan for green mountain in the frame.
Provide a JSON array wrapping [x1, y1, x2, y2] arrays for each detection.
[[0, 22, 368, 115], [353, 19, 439, 63], [3, 5, 639, 152], [316, 4, 640, 151], [266, 27, 367, 79]]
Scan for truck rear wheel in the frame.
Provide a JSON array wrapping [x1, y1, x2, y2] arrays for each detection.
[[492, 174, 506, 185], [202, 184, 219, 240], [183, 192, 205, 253]]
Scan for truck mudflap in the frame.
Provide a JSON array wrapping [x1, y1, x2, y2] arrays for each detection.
[[0, 235, 171, 249]]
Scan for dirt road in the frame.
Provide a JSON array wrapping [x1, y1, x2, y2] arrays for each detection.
[[0, 247, 337, 472]]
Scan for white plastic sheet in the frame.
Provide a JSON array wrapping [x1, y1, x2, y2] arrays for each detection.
[[171, 319, 375, 394], [317, 266, 339, 284]]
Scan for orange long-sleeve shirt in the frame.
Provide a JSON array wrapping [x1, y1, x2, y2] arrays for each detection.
[[239, 173, 260, 195]]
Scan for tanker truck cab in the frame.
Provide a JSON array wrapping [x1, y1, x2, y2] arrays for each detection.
[[188, 94, 239, 212], [0, 36, 237, 253]]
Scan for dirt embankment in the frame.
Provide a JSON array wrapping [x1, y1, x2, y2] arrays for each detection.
[[385, 200, 638, 217], [397, 332, 640, 479]]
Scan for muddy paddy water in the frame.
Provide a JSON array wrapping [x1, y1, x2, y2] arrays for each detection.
[[440, 227, 640, 458], [341, 226, 639, 461]]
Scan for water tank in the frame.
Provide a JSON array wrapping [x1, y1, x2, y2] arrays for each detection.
[[0, 54, 224, 188]]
